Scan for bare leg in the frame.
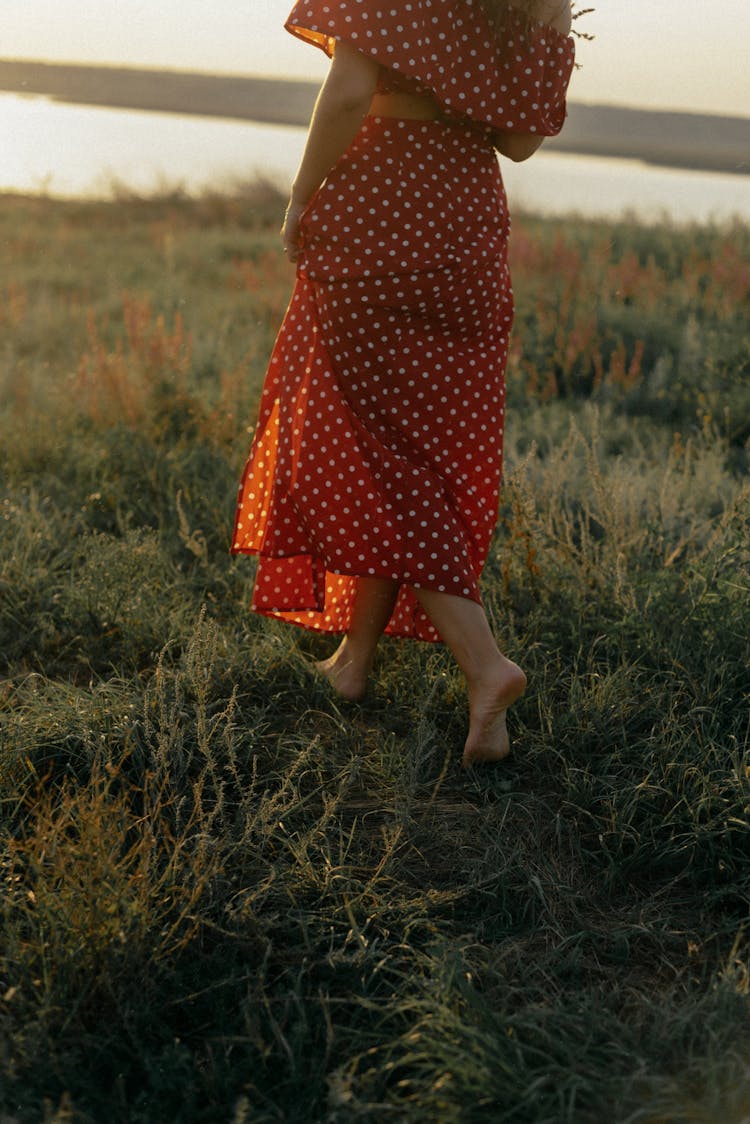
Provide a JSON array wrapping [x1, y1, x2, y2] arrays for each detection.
[[415, 588, 527, 767], [316, 577, 399, 700]]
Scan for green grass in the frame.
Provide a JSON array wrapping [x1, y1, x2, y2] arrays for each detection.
[[0, 187, 749, 1123]]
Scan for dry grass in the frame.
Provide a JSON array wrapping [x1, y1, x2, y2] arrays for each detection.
[[0, 188, 748, 1122]]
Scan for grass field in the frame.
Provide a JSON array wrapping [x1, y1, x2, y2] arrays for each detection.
[[0, 184, 748, 1122]]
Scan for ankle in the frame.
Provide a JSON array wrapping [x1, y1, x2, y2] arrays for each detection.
[[467, 653, 526, 697], [332, 634, 375, 675], [316, 638, 372, 701]]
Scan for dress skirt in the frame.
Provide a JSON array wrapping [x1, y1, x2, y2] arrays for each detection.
[[232, 114, 514, 643]]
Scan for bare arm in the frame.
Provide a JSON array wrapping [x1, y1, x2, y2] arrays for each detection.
[[492, 0, 573, 163], [282, 42, 380, 261]]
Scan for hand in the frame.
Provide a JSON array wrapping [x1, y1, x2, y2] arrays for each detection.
[[490, 129, 545, 163], [281, 197, 309, 263]]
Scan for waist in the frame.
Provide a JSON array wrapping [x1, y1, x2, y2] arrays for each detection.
[[367, 91, 442, 121]]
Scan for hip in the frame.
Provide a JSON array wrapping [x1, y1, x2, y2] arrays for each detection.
[[298, 115, 510, 280]]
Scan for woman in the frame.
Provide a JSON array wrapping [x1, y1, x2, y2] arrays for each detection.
[[232, 0, 575, 766]]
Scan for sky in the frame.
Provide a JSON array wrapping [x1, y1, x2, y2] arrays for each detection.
[[3, 0, 750, 118]]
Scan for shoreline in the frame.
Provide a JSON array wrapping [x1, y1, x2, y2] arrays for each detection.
[[2, 58, 750, 177]]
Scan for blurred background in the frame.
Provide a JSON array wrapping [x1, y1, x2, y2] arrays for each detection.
[[1, 0, 749, 222]]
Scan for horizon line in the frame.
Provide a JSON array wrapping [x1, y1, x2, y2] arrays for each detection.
[[2, 56, 749, 124]]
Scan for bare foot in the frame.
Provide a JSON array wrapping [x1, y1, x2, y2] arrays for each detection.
[[315, 639, 370, 701], [462, 656, 527, 768]]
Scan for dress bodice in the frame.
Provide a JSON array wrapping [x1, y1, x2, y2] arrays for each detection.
[[285, 0, 575, 135]]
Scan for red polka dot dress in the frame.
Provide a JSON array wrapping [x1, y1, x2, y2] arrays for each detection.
[[232, 0, 575, 642]]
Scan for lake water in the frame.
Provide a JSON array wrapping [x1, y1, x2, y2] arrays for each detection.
[[2, 92, 749, 225]]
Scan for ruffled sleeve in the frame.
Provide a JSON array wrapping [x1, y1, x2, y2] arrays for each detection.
[[285, 0, 575, 136]]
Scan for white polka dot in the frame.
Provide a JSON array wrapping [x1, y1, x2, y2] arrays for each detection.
[[233, 0, 573, 639]]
